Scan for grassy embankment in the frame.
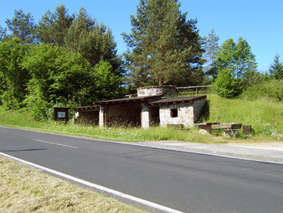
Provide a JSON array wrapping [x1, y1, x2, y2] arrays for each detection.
[[0, 94, 282, 142], [0, 156, 145, 213], [1, 94, 282, 212]]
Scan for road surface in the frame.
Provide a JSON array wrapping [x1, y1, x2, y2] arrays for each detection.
[[1, 126, 283, 212]]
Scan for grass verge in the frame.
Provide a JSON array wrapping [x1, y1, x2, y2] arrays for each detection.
[[0, 156, 146, 213]]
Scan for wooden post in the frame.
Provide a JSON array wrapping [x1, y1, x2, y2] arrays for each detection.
[[243, 125, 252, 134]]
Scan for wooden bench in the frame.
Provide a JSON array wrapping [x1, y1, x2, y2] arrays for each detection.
[[194, 122, 220, 134], [212, 123, 242, 136]]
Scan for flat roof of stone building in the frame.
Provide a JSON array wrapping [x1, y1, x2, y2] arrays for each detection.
[[93, 95, 163, 105], [147, 95, 206, 105]]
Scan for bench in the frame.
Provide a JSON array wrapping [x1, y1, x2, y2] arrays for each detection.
[[194, 122, 220, 134], [212, 123, 242, 136]]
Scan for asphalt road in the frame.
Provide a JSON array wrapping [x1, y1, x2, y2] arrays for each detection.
[[1, 126, 283, 213]]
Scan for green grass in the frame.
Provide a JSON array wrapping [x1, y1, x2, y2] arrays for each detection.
[[0, 94, 282, 142], [204, 94, 283, 140]]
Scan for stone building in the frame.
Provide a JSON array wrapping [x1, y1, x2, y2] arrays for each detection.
[[73, 86, 206, 128]]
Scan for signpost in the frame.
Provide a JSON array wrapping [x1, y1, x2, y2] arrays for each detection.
[[53, 107, 70, 122]]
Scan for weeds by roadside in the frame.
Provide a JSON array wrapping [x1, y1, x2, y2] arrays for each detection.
[[0, 156, 145, 213]]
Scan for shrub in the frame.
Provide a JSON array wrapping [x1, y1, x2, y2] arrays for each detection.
[[212, 68, 243, 98], [242, 79, 283, 101]]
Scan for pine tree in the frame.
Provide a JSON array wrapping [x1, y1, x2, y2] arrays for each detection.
[[0, 25, 8, 42], [64, 8, 123, 76], [37, 4, 74, 46], [269, 54, 283, 80], [203, 28, 219, 79], [5, 9, 36, 44], [122, 0, 205, 87]]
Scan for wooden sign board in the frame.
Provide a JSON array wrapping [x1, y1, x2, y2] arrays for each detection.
[[53, 107, 70, 121]]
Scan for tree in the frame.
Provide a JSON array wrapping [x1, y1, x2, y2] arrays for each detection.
[[0, 25, 8, 42], [214, 37, 257, 87], [21, 44, 122, 120], [37, 4, 74, 46], [5, 9, 36, 44], [203, 28, 219, 79], [269, 54, 283, 80], [64, 8, 123, 76], [213, 37, 258, 97], [122, 0, 205, 87], [0, 38, 30, 109], [93, 60, 122, 101], [212, 67, 243, 98]]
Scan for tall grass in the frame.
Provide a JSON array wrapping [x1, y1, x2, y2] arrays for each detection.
[[0, 106, 212, 142], [204, 94, 283, 140], [0, 94, 282, 142]]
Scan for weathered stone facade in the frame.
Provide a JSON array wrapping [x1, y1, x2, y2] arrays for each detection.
[[159, 103, 194, 127], [73, 86, 207, 129], [137, 85, 176, 98]]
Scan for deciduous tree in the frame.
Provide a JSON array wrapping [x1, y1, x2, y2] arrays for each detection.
[[213, 37, 258, 97], [0, 38, 30, 109]]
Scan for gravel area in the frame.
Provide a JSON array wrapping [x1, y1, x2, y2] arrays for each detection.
[[133, 141, 283, 163]]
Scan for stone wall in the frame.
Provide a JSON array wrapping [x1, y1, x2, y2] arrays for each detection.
[[159, 99, 207, 127], [137, 86, 176, 98], [159, 103, 194, 127], [104, 102, 141, 127]]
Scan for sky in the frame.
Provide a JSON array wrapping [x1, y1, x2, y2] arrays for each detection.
[[0, 0, 282, 72]]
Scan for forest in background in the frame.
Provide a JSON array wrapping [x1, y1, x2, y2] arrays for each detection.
[[0, 0, 282, 121]]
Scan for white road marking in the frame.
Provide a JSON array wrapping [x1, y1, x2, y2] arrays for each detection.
[[33, 139, 78, 149], [0, 152, 183, 213]]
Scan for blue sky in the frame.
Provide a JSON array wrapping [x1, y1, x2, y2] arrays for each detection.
[[0, 0, 282, 72]]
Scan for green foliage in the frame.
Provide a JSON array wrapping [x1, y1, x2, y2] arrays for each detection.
[[213, 37, 259, 97], [93, 60, 122, 101], [205, 94, 283, 140], [0, 38, 30, 109], [241, 79, 283, 101], [214, 38, 257, 87], [269, 54, 283, 80], [122, 0, 205, 87], [20, 43, 122, 120], [21, 44, 91, 119], [64, 8, 123, 76], [203, 28, 219, 80], [0, 25, 8, 42], [5, 9, 37, 44], [37, 4, 75, 46], [213, 67, 243, 98]]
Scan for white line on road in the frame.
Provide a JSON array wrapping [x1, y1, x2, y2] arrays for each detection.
[[33, 139, 78, 149], [0, 152, 183, 213]]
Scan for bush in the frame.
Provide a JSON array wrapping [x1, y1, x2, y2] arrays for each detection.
[[242, 79, 283, 101], [212, 68, 243, 98]]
